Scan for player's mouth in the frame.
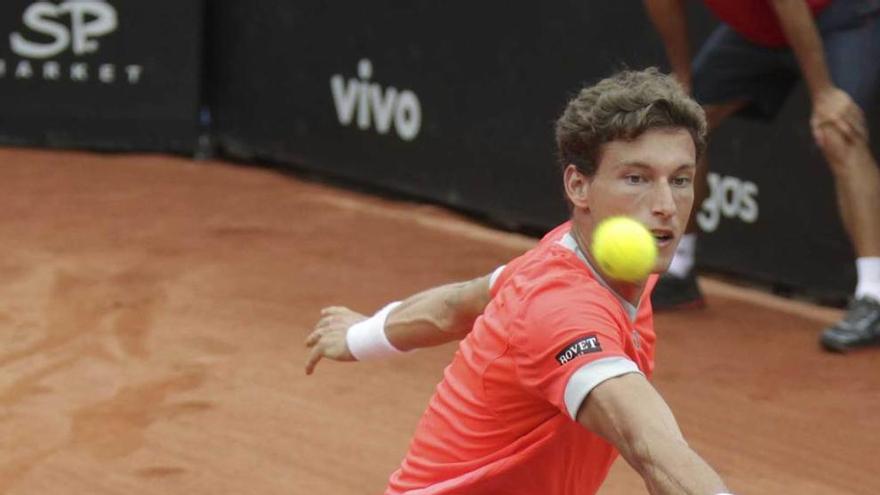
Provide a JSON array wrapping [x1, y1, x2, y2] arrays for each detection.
[[651, 229, 675, 248]]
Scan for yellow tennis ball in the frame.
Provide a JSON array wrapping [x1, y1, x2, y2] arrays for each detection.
[[590, 216, 657, 282]]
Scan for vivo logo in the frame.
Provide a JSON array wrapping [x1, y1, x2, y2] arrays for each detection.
[[697, 172, 760, 233], [330, 59, 422, 141], [10, 0, 118, 59]]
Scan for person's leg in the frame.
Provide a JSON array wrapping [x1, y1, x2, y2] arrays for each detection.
[[818, 131, 880, 352], [652, 26, 797, 310], [685, 100, 748, 236], [820, 134, 880, 293], [668, 101, 746, 279], [817, 4, 880, 351]]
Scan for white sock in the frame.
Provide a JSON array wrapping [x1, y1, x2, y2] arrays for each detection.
[[667, 234, 697, 278], [855, 257, 880, 302]]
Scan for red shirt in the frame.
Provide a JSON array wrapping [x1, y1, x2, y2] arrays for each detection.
[[386, 222, 658, 494], [703, 0, 833, 47]]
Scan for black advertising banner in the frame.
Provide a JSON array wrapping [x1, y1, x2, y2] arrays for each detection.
[[208, 1, 872, 299], [0, 0, 204, 152], [209, 1, 669, 230]]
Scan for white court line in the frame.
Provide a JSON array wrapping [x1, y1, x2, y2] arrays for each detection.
[[310, 190, 844, 325]]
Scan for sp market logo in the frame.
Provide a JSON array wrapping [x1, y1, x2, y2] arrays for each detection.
[[0, 0, 143, 84], [555, 334, 602, 365], [331, 59, 422, 142]]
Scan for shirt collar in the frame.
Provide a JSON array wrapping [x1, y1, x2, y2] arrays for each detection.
[[558, 231, 640, 322]]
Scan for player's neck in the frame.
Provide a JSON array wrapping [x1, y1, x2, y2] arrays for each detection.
[[605, 278, 645, 306], [571, 221, 646, 305]]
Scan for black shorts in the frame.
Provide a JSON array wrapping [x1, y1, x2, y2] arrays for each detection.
[[692, 0, 880, 119]]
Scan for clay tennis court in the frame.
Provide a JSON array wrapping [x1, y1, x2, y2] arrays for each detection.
[[0, 147, 878, 494]]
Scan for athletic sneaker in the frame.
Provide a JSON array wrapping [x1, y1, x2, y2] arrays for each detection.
[[820, 296, 880, 352], [650, 272, 706, 311]]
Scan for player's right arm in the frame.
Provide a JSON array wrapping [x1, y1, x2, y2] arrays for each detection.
[[304, 269, 498, 374], [382, 274, 494, 349], [577, 373, 730, 495], [642, 0, 692, 92]]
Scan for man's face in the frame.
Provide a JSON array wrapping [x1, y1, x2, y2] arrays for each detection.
[[576, 127, 697, 273]]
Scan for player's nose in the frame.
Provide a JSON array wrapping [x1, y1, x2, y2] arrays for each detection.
[[650, 181, 676, 218]]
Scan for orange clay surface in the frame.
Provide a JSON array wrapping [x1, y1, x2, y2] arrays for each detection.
[[0, 147, 878, 494]]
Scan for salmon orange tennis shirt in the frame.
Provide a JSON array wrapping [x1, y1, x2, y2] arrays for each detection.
[[386, 221, 659, 495]]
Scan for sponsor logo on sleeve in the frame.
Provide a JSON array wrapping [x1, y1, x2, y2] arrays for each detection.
[[555, 334, 602, 365]]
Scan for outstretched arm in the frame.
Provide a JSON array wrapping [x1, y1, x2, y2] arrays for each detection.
[[383, 274, 493, 350], [578, 373, 731, 494], [304, 271, 496, 374]]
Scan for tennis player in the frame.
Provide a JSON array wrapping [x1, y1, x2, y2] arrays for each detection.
[[306, 68, 733, 495]]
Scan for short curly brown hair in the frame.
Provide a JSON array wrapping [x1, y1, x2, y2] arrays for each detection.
[[555, 68, 707, 176]]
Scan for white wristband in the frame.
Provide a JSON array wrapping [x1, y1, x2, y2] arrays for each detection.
[[489, 264, 506, 290], [346, 301, 404, 360]]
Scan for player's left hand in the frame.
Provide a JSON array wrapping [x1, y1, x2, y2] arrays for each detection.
[[811, 87, 868, 145], [304, 306, 366, 375]]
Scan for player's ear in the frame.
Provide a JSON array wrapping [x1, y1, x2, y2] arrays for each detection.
[[563, 164, 590, 209]]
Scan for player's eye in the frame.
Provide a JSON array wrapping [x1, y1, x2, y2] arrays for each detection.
[[671, 176, 692, 187], [624, 175, 644, 185]]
